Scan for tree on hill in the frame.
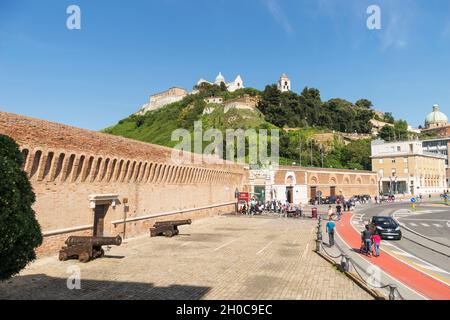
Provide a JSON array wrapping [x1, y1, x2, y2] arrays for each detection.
[[0, 135, 42, 280], [355, 99, 373, 109]]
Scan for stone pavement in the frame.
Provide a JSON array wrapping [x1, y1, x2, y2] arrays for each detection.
[[0, 215, 372, 300]]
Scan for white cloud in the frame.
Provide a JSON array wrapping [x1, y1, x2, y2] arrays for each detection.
[[265, 0, 294, 35]]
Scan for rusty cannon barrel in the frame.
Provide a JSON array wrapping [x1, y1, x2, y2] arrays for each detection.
[[154, 219, 192, 227], [65, 235, 122, 247]]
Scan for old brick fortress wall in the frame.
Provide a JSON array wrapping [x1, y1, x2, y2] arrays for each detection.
[[0, 111, 246, 256]]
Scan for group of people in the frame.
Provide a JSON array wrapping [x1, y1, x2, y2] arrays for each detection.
[[361, 224, 382, 257]]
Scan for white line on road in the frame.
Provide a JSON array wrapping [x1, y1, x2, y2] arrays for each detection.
[[256, 241, 273, 255], [302, 242, 310, 259], [433, 224, 443, 228], [409, 223, 418, 227], [213, 239, 237, 252], [420, 223, 430, 227], [180, 241, 193, 247]]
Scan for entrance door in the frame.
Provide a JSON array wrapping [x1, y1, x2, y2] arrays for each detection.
[[310, 186, 317, 200], [93, 204, 108, 237], [330, 186, 336, 197], [286, 187, 294, 204]]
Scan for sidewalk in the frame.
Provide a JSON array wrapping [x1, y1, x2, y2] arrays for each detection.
[[335, 213, 450, 300]]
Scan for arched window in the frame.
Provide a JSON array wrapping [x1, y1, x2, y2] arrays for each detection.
[[29, 150, 42, 179], [91, 157, 102, 182], [42, 151, 54, 180], [74, 155, 85, 182], [63, 154, 76, 182], [82, 156, 94, 182], [53, 153, 65, 181], [21, 149, 29, 171], [107, 159, 116, 182], [100, 158, 110, 181], [115, 160, 124, 182]]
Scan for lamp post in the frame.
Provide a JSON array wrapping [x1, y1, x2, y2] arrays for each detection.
[[234, 188, 239, 214]]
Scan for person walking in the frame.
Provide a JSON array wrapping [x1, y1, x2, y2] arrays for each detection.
[[327, 205, 334, 219], [336, 204, 342, 221], [326, 217, 336, 247], [372, 231, 381, 257], [361, 225, 373, 256]]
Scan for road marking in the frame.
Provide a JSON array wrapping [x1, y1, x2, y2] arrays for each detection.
[[416, 263, 450, 274], [213, 239, 237, 252], [350, 213, 450, 288], [409, 223, 418, 227], [256, 241, 273, 255], [402, 218, 450, 222], [433, 224, 443, 228], [420, 223, 430, 227], [339, 217, 429, 300], [302, 242, 310, 259], [180, 241, 193, 247]]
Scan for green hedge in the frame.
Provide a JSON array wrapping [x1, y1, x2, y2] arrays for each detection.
[[0, 134, 42, 280]]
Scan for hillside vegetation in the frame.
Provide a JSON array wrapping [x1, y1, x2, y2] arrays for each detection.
[[103, 82, 410, 171]]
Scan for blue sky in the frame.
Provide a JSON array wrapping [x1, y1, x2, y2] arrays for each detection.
[[1, 0, 449, 130]]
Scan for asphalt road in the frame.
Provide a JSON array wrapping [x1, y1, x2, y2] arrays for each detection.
[[355, 202, 450, 280]]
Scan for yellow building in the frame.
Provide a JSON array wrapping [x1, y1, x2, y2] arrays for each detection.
[[371, 139, 446, 195]]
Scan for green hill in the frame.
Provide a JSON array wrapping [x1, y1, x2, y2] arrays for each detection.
[[102, 83, 402, 170]]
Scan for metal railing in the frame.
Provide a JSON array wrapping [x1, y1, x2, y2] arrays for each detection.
[[315, 215, 404, 300]]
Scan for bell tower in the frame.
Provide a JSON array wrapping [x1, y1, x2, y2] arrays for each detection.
[[277, 73, 291, 92]]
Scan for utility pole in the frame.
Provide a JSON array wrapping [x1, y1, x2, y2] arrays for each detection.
[[321, 145, 324, 168], [299, 139, 302, 167], [310, 139, 313, 167]]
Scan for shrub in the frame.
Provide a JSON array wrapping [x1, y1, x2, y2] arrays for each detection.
[[0, 134, 42, 280]]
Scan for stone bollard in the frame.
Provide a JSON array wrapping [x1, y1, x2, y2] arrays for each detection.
[[389, 285, 397, 300], [341, 255, 351, 272], [316, 238, 322, 253]]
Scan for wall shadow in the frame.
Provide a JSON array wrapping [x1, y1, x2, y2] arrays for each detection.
[[0, 274, 211, 300]]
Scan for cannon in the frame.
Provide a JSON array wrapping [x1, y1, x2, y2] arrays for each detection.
[[150, 219, 192, 238], [59, 235, 122, 263]]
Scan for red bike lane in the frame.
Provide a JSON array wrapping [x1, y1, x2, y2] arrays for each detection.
[[335, 213, 450, 300]]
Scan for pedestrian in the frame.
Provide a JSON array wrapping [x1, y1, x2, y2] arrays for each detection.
[[361, 225, 373, 256], [336, 203, 342, 221], [372, 231, 381, 257], [327, 205, 333, 219], [326, 217, 336, 247]]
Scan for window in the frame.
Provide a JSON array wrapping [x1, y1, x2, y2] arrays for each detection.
[[391, 159, 396, 164], [379, 159, 384, 164], [404, 168, 409, 174], [404, 158, 408, 163], [379, 169, 384, 177], [397, 146, 401, 152]]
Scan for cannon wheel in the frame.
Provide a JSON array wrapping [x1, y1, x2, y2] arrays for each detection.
[[79, 252, 90, 263], [163, 230, 174, 237], [59, 251, 68, 261]]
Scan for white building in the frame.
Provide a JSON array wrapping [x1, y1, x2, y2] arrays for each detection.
[[371, 139, 447, 195], [277, 73, 291, 92], [196, 72, 244, 92]]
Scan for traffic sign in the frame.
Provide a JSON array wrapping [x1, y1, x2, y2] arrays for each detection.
[[411, 197, 417, 203]]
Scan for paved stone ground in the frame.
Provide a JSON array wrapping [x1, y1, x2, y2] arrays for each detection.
[[0, 215, 372, 300]]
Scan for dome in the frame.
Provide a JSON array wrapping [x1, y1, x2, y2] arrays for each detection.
[[425, 104, 448, 127], [215, 72, 225, 85]]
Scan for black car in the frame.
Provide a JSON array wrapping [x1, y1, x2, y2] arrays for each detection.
[[370, 216, 402, 240]]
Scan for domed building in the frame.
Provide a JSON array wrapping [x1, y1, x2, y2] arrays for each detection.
[[425, 104, 448, 129]]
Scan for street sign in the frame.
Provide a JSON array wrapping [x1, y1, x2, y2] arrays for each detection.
[[411, 197, 416, 203]]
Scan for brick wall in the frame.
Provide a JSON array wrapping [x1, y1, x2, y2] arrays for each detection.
[[0, 111, 246, 256]]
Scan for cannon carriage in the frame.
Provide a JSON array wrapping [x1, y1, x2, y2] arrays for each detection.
[[59, 235, 122, 263], [150, 219, 192, 238]]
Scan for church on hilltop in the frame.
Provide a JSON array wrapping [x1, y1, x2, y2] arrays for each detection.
[[195, 72, 244, 93], [137, 72, 293, 115]]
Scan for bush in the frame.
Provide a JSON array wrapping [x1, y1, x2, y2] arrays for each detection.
[[0, 135, 42, 280]]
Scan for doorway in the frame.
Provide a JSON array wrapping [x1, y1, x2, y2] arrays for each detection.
[[330, 186, 336, 197], [286, 187, 294, 204], [310, 186, 317, 200], [93, 204, 108, 237]]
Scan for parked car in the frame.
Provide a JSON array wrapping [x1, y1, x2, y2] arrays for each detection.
[[370, 216, 402, 240]]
